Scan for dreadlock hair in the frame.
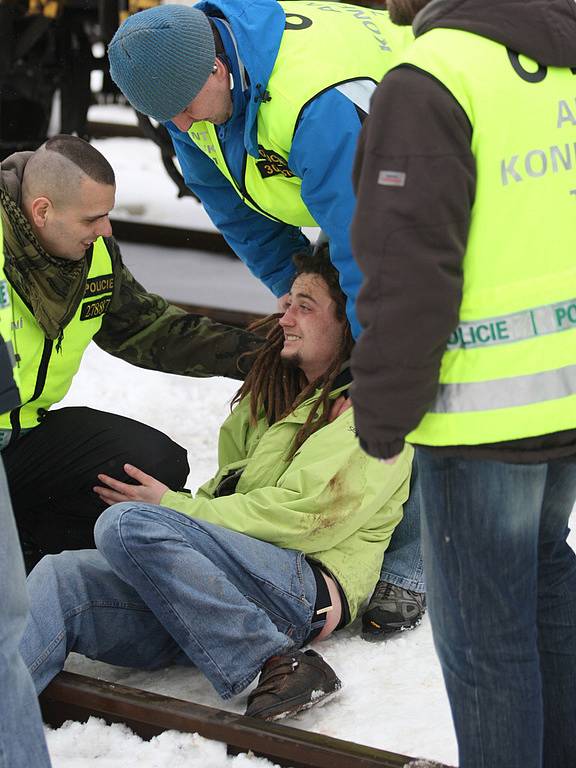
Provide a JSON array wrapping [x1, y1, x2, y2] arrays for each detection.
[[232, 246, 354, 458]]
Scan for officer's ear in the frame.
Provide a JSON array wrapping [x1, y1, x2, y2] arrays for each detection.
[[29, 196, 52, 229], [212, 57, 231, 85]]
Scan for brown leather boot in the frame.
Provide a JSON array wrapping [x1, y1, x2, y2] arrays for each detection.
[[245, 649, 341, 721]]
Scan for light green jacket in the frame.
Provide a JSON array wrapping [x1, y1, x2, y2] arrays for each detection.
[[161, 383, 413, 621]]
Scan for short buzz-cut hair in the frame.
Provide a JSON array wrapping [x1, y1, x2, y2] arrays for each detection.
[[43, 135, 115, 186], [22, 134, 115, 210]]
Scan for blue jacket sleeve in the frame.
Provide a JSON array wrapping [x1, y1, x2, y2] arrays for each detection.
[[167, 123, 309, 297], [288, 89, 365, 339]]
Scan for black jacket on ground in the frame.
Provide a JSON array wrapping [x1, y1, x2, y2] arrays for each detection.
[[351, 0, 576, 462]]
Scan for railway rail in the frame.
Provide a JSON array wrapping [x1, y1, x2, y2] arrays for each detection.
[[40, 671, 427, 768], [173, 300, 265, 330], [99, 109, 230, 257], [110, 217, 232, 256], [109, 208, 266, 328]]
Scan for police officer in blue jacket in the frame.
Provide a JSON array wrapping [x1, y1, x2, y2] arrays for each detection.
[[108, 0, 425, 636]]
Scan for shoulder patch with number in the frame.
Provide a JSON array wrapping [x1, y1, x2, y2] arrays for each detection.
[[255, 146, 295, 179], [80, 297, 111, 321]]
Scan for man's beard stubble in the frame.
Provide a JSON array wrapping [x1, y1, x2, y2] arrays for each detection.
[[280, 350, 303, 371]]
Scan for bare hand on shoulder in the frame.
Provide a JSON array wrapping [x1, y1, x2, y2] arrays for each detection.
[[94, 464, 169, 506], [329, 395, 352, 423]]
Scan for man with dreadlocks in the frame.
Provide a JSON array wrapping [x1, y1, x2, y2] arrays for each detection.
[[19, 250, 412, 720]]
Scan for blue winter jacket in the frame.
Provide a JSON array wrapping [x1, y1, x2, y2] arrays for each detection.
[[166, 0, 369, 338]]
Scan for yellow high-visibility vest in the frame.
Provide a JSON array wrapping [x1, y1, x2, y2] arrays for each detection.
[[0, 238, 114, 430], [188, 1, 412, 225], [403, 29, 576, 446]]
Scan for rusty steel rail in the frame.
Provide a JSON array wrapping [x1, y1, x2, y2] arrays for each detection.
[[110, 218, 233, 255], [40, 672, 417, 768], [172, 301, 265, 329], [87, 121, 144, 139]]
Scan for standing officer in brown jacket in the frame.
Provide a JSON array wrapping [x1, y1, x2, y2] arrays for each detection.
[[351, 1, 576, 766]]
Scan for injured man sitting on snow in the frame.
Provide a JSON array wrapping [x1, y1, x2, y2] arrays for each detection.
[[20, 248, 412, 721]]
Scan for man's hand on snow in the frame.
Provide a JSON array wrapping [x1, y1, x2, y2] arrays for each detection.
[[94, 464, 169, 506]]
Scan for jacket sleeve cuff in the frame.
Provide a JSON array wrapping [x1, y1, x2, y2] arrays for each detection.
[[271, 272, 295, 297], [358, 435, 406, 461], [160, 489, 193, 512]]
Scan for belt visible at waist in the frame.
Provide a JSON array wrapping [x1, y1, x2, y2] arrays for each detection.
[[304, 560, 349, 645]]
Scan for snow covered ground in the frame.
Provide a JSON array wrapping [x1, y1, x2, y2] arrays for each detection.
[[35, 121, 575, 767]]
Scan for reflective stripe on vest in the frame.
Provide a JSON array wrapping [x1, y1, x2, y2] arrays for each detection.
[[188, 2, 412, 225], [401, 29, 576, 446], [335, 79, 377, 115], [448, 297, 576, 349], [432, 365, 576, 414], [0, 237, 114, 430]]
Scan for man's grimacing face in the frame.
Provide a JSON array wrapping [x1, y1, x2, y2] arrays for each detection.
[[385, 0, 431, 25], [278, 274, 344, 383]]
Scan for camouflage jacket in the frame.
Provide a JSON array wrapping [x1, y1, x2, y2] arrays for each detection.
[[0, 152, 262, 381], [94, 236, 261, 380]]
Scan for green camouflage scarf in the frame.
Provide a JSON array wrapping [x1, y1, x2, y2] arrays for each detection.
[[1, 188, 87, 342]]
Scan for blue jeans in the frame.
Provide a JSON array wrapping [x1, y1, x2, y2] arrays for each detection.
[[379, 452, 425, 592], [0, 457, 51, 768], [418, 449, 576, 768], [21, 503, 318, 699]]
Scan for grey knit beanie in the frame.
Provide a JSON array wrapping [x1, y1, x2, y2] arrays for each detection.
[[108, 5, 216, 123]]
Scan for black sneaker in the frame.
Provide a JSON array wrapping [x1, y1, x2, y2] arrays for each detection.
[[244, 649, 342, 721], [362, 581, 426, 640]]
